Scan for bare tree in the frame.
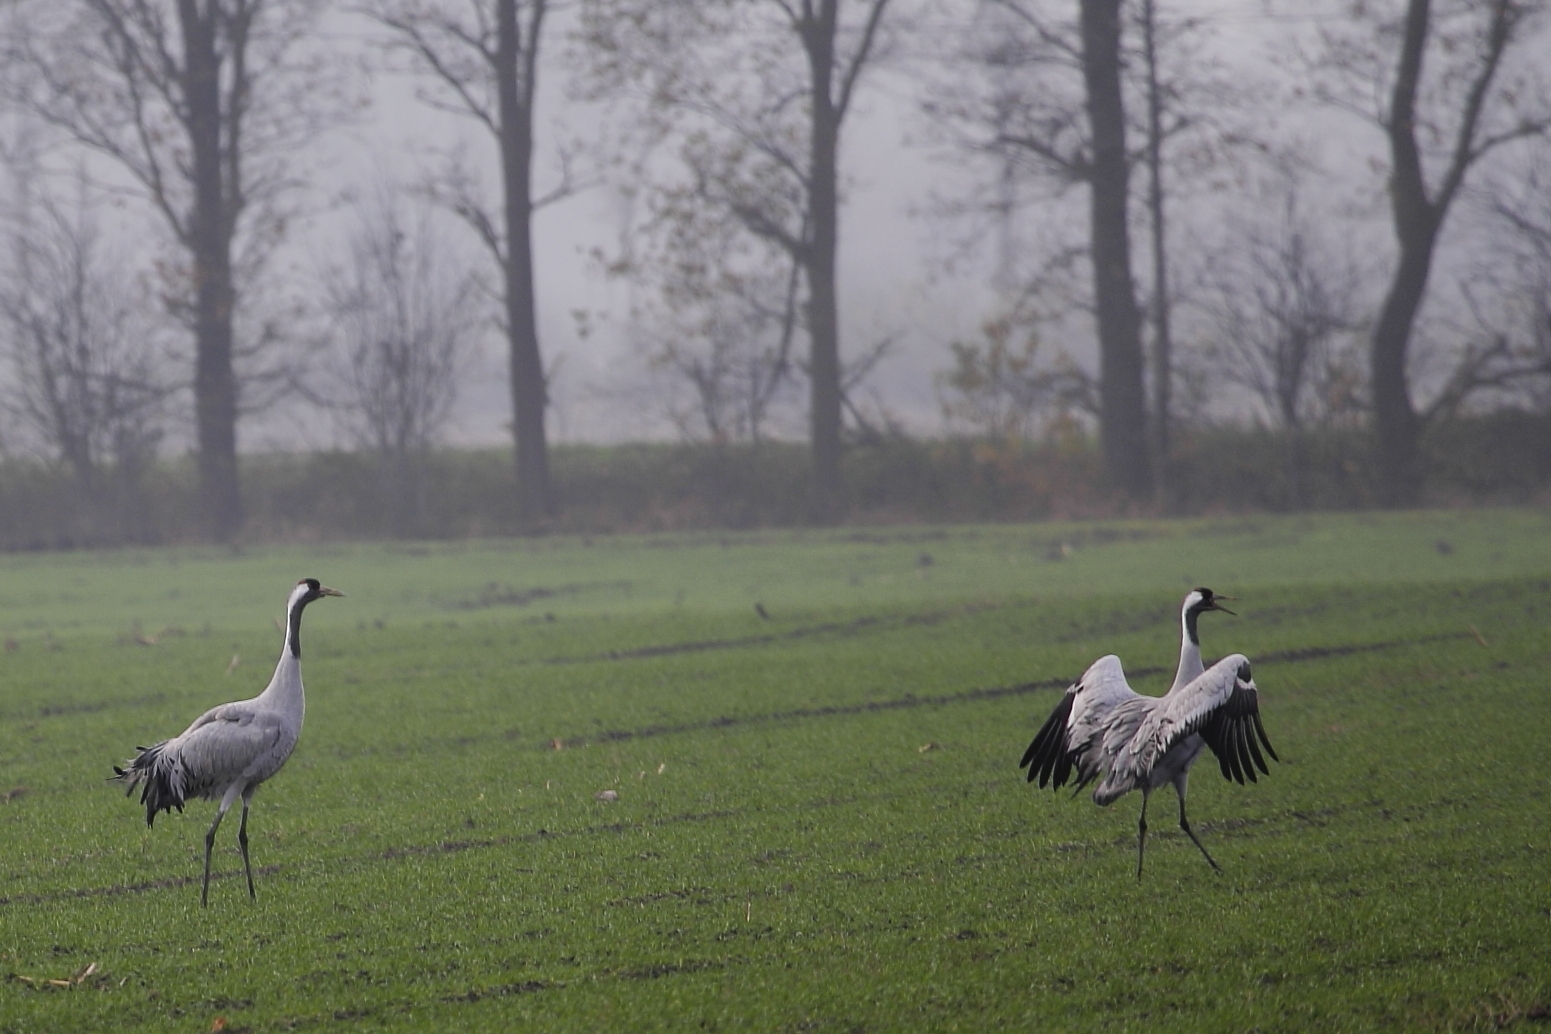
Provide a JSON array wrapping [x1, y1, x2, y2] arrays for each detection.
[[1079, 0, 1151, 498], [583, 0, 895, 517], [1202, 186, 1365, 505], [323, 192, 481, 536], [365, 0, 569, 519], [937, 315, 1093, 441], [1136, 0, 1172, 485], [930, 1, 1256, 501], [0, 179, 173, 544], [1432, 157, 1551, 413], [1136, 0, 1192, 496], [648, 274, 804, 446], [615, 153, 804, 444], [1488, 164, 1551, 409], [926, 0, 1159, 498], [7, 0, 336, 540], [1316, 0, 1551, 503]]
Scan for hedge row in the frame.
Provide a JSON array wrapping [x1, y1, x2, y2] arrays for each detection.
[[2, 412, 1547, 550]]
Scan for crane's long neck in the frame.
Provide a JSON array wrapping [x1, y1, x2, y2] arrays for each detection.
[[258, 589, 310, 715], [286, 593, 307, 659], [1171, 604, 1205, 694], [261, 646, 304, 715]]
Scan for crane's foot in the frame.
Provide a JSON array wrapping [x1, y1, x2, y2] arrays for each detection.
[[1179, 804, 1221, 873]]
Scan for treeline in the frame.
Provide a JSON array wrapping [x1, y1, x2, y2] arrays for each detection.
[[2, 415, 1547, 551], [2, 1, 1550, 547]]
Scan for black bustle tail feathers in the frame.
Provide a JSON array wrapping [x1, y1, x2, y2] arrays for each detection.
[[109, 741, 185, 827]]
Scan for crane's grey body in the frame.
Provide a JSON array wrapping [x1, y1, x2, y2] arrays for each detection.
[[1020, 589, 1279, 878], [113, 578, 342, 905]]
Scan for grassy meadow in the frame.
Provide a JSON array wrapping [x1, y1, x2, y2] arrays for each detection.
[[1, 509, 1549, 1032]]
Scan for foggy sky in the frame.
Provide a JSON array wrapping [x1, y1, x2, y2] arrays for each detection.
[[9, 0, 1543, 455]]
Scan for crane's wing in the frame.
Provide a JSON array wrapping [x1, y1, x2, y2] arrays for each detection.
[[178, 698, 259, 737], [173, 707, 289, 797], [1157, 654, 1280, 785], [1020, 654, 1137, 790]]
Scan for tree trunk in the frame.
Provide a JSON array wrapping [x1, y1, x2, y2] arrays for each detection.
[[1370, 239, 1433, 503], [497, 0, 554, 518], [1141, 0, 1171, 502], [804, 0, 844, 518], [1370, 0, 1437, 507], [179, 0, 242, 541], [1080, 0, 1152, 499]]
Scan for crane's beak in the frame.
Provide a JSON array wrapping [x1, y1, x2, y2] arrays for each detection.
[[1209, 594, 1236, 616], [318, 586, 346, 598]]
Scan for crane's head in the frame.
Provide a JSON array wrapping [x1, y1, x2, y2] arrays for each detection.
[[284, 579, 344, 659], [290, 577, 345, 611], [1182, 587, 1235, 647], [1186, 587, 1235, 617]]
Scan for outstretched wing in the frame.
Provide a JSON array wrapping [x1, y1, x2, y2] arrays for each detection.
[[1158, 654, 1280, 785], [1020, 655, 1136, 790]]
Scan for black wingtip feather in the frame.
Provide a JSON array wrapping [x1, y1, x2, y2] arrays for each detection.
[[1020, 690, 1077, 790], [1225, 721, 1244, 784], [1244, 719, 1270, 775], [1252, 711, 1280, 761], [1049, 741, 1071, 789], [1236, 720, 1258, 784]]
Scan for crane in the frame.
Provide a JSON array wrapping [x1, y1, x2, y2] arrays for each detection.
[[112, 578, 344, 905], [1019, 589, 1279, 878]]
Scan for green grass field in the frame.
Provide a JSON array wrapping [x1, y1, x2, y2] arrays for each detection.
[[2, 509, 1549, 1032]]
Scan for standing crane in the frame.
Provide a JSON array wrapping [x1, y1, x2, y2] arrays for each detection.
[[112, 578, 344, 905], [1019, 588, 1279, 878]]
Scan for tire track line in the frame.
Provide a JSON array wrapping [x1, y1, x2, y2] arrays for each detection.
[[550, 630, 1473, 748]]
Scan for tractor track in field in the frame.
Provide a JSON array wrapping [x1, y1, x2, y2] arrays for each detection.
[[543, 599, 1019, 664], [0, 865, 283, 908], [0, 811, 744, 909], [534, 583, 1505, 668], [377, 807, 741, 862], [538, 592, 1272, 668], [548, 630, 1475, 749], [237, 957, 733, 1031], [270, 957, 734, 1029], [0, 692, 169, 724]]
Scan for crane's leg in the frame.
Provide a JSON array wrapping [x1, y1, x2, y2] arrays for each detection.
[[201, 803, 231, 908], [1176, 780, 1221, 873], [1136, 791, 1150, 881], [238, 786, 257, 900]]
